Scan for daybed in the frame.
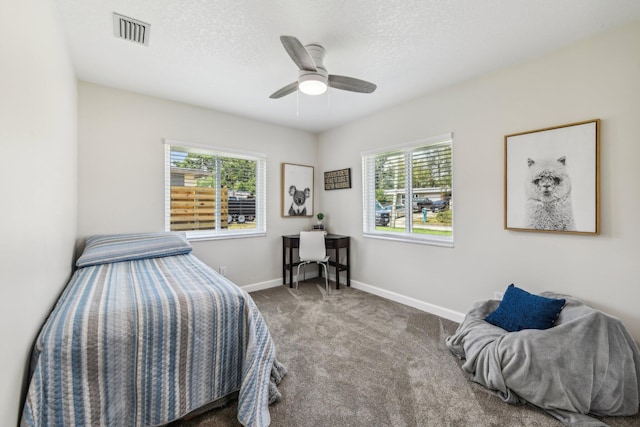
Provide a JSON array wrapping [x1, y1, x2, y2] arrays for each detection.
[[446, 286, 640, 426], [21, 232, 285, 427]]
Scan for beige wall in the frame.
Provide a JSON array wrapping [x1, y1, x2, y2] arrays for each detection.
[[77, 82, 318, 286], [0, 0, 78, 424], [318, 22, 640, 341]]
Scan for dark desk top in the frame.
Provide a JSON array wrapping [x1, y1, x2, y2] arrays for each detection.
[[283, 233, 349, 239]]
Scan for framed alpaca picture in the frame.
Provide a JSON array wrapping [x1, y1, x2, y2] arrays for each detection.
[[281, 163, 314, 217], [504, 119, 600, 234]]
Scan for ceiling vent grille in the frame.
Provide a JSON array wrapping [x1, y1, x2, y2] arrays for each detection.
[[113, 12, 150, 46]]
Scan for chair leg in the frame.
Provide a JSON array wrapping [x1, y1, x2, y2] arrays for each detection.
[[321, 262, 329, 294], [296, 262, 310, 290], [296, 262, 303, 290]]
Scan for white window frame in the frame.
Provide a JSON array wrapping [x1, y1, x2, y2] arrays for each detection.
[[362, 133, 453, 247], [164, 139, 267, 241]]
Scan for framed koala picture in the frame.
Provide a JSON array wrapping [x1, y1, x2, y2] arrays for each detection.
[[281, 163, 314, 217], [504, 119, 600, 235]]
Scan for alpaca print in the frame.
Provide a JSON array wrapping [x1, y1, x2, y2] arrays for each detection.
[[525, 156, 576, 231]]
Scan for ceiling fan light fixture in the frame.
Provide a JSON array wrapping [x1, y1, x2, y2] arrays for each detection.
[[298, 73, 327, 96]]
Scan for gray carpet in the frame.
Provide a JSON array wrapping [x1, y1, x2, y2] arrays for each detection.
[[170, 281, 640, 427]]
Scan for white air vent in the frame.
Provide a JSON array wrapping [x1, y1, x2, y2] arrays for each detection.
[[113, 12, 150, 46]]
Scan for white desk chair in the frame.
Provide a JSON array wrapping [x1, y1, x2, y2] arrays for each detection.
[[296, 231, 330, 293]]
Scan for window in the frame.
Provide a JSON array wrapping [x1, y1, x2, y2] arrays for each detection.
[[362, 133, 453, 246], [164, 140, 266, 240]]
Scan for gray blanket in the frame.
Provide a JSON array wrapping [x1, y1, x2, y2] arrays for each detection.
[[445, 294, 640, 426]]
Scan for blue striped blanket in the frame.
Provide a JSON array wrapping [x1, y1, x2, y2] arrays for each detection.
[[22, 238, 284, 426]]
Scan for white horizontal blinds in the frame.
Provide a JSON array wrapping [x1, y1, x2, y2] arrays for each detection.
[[412, 142, 452, 192], [376, 149, 406, 232], [362, 155, 377, 231], [164, 144, 171, 232], [165, 142, 266, 236], [379, 151, 406, 193], [254, 158, 267, 231]]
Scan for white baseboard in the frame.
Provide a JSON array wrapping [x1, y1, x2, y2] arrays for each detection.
[[241, 278, 282, 293], [244, 274, 465, 324], [241, 269, 322, 292], [350, 280, 465, 324]]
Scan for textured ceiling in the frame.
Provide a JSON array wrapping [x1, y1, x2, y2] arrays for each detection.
[[54, 0, 640, 133]]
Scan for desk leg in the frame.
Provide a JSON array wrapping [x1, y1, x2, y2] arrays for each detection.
[[282, 243, 286, 285], [346, 245, 350, 287], [334, 247, 340, 289], [289, 246, 294, 287]]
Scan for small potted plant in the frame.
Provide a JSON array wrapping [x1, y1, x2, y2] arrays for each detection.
[[315, 212, 325, 230]]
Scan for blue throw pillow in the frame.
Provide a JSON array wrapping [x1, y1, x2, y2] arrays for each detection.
[[485, 284, 566, 332]]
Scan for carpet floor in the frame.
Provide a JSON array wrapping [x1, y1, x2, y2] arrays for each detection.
[[170, 281, 640, 427]]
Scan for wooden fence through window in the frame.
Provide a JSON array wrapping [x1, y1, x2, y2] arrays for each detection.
[[170, 186, 228, 230]]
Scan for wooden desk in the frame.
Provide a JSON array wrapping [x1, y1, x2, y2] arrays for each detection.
[[282, 234, 350, 289]]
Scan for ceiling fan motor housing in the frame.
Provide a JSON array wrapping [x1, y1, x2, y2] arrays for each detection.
[[299, 67, 328, 83], [298, 44, 328, 94]]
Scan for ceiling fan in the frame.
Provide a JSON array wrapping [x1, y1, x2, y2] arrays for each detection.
[[270, 35, 377, 99]]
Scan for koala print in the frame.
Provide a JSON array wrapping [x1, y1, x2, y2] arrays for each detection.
[[288, 185, 310, 216]]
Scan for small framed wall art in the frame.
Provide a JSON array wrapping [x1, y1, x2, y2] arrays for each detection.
[[281, 163, 314, 217], [324, 168, 352, 190], [504, 119, 600, 234]]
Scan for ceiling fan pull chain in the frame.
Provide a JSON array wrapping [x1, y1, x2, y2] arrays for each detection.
[[296, 91, 299, 117]]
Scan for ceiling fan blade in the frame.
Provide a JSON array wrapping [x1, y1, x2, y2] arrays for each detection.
[[269, 81, 298, 99], [328, 75, 377, 93], [280, 35, 317, 72]]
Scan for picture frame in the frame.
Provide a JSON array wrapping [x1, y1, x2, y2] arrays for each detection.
[[281, 163, 314, 217], [324, 168, 352, 190], [504, 119, 600, 235]]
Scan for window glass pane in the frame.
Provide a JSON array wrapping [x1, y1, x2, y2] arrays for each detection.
[[169, 150, 218, 231], [374, 151, 406, 233], [220, 157, 257, 230], [166, 143, 265, 238], [410, 143, 452, 238]]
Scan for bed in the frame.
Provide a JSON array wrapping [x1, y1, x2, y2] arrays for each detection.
[[21, 232, 286, 427], [446, 285, 640, 426]]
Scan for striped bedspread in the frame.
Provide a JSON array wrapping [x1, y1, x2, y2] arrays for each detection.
[[22, 252, 282, 427]]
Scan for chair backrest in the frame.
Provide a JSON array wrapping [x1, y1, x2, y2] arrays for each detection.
[[298, 231, 327, 261]]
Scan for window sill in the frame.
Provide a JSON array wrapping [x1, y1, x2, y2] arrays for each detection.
[[184, 230, 266, 242], [363, 231, 454, 248]]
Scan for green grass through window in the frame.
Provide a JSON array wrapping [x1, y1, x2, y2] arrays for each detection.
[[376, 226, 452, 236]]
